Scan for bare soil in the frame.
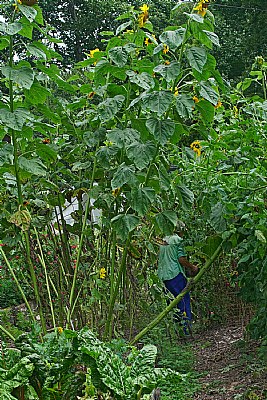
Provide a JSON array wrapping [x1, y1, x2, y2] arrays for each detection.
[[192, 321, 267, 400]]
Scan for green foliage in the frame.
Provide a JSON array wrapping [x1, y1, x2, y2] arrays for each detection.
[[0, 0, 266, 357], [0, 328, 191, 400]]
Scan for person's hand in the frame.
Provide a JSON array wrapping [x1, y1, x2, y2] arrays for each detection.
[[188, 265, 198, 277]]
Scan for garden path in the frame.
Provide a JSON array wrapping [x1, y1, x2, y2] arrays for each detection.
[[192, 320, 266, 400]]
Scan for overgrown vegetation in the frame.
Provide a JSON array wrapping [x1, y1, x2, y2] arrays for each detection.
[[0, 0, 266, 398]]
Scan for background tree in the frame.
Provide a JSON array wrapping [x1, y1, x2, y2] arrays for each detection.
[[211, 0, 267, 81], [40, 0, 128, 64]]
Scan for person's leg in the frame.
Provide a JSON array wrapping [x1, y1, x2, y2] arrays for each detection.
[[164, 273, 192, 335]]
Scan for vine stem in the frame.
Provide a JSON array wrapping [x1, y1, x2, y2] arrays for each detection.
[[130, 240, 224, 345]]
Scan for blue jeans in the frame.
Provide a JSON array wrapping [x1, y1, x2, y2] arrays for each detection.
[[164, 273, 192, 335]]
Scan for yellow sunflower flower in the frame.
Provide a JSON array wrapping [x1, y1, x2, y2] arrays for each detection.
[[190, 140, 202, 157], [89, 48, 100, 58], [99, 267, 107, 279], [163, 44, 169, 54], [194, 0, 209, 17], [112, 187, 121, 197], [214, 100, 222, 109], [140, 4, 149, 13]]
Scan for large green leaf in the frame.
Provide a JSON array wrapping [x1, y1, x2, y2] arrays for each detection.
[[107, 128, 140, 148], [126, 70, 155, 90], [196, 99, 215, 123], [4, 22, 22, 35], [35, 143, 57, 163], [0, 144, 14, 166], [176, 184, 194, 210], [1, 66, 34, 89], [98, 95, 125, 122], [17, 16, 33, 39], [0, 37, 9, 50], [146, 118, 175, 145], [203, 30, 220, 47], [0, 108, 30, 131], [24, 81, 50, 104], [116, 20, 132, 36], [97, 352, 131, 397], [111, 163, 136, 189], [199, 81, 219, 106], [111, 214, 140, 240], [175, 94, 194, 119], [26, 44, 47, 60], [209, 202, 227, 232], [159, 165, 171, 190], [130, 345, 157, 378], [17, 4, 37, 22], [142, 91, 173, 116], [159, 28, 185, 50], [153, 61, 180, 83], [185, 46, 207, 73], [18, 156, 47, 176], [154, 211, 178, 235], [108, 47, 128, 67], [131, 187, 155, 216], [126, 141, 156, 169]]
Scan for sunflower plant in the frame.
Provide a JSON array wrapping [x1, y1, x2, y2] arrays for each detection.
[[0, 0, 225, 339]]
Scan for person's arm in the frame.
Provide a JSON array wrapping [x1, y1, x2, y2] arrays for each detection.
[[179, 256, 198, 276]]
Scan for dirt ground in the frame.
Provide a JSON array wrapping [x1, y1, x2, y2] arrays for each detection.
[[192, 321, 267, 400]]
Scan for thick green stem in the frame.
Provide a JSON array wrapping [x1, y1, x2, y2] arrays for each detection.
[[8, 19, 46, 336], [24, 232, 46, 335], [34, 228, 56, 331], [110, 231, 117, 299], [104, 233, 132, 339], [0, 246, 35, 324], [0, 324, 15, 342], [66, 155, 97, 327], [130, 241, 224, 345]]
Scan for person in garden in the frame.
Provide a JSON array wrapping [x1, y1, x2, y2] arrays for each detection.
[[157, 221, 198, 336]]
